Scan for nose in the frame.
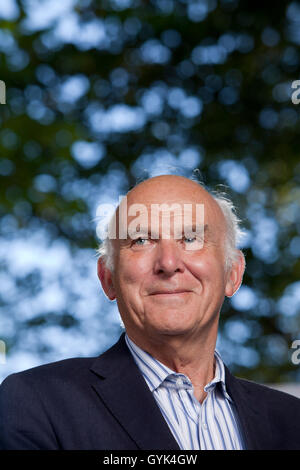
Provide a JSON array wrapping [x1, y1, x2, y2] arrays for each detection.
[[153, 240, 185, 276]]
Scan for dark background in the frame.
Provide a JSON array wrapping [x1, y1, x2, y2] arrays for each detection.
[[0, 0, 299, 383]]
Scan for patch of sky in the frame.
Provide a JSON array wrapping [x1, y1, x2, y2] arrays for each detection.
[[249, 213, 279, 263], [61, 177, 97, 203], [0, 271, 18, 304], [178, 148, 202, 169], [93, 168, 130, 238], [140, 39, 171, 64], [277, 200, 300, 226], [286, 2, 300, 45], [230, 285, 258, 312], [34, 174, 57, 193], [277, 281, 300, 317], [131, 149, 180, 179], [21, 0, 76, 32], [167, 87, 203, 118], [109, 0, 136, 10], [71, 141, 105, 169], [218, 32, 254, 55], [187, 1, 209, 22], [180, 96, 203, 118], [0, 0, 20, 21], [89, 104, 146, 134], [0, 227, 124, 380], [140, 89, 164, 115], [0, 30, 30, 75], [0, 29, 16, 54], [167, 87, 186, 109], [36, 64, 58, 87], [0, 233, 70, 279], [218, 160, 250, 193], [26, 101, 55, 124], [0, 351, 43, 380], [110, 68, 129, 88], [216, 336, 260, 368], [7, 49, 30, 72], [0, 0, 19, 20], [191, 33, 253, 66], [191, 44, 228, 65], [218, 33, 236, 53], [54, 13, 108, 50], [290, 236, 300, 257], [224, 318, 252, 343], [58, 75, 90, 104], [260, 334, 289, 366]]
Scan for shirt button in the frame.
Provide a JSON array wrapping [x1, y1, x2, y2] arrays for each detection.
[[176, 377, 184, 386], [202, 422, 207, 430]]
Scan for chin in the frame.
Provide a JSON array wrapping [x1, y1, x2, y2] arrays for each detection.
[[149, 322, 193, 337]]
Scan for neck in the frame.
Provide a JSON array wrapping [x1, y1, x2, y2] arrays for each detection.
[[127, 326, 218, 403]]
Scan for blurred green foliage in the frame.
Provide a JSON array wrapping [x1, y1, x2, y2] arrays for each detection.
[[0, 0, 300, 383]]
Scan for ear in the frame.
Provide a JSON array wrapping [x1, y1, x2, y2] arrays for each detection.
[[97, 257, 116, 300], [225, 251, 245, 298]]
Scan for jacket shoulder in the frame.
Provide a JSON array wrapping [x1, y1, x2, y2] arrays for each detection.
[[235, 376, 300, 413], [0, 356, 102, 449], [1, 356, 97, 387], [237, 376, 300, 399]]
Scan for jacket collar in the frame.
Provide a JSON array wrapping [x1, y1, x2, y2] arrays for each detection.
[[89, 332, 180, 450]]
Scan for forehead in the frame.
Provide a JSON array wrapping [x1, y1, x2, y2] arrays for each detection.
[[113, 177, 227, 238], [125, 178, 224, 221]]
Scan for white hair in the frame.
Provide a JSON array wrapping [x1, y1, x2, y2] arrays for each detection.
[[97, 183, 245, 272], [210, 191, 245, 270], [97, 220, 115, 272]]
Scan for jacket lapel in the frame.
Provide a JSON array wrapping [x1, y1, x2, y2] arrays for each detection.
[[89, 333, 180, 450], [224, 365, 273, 450], [90, 334, 274, 450]]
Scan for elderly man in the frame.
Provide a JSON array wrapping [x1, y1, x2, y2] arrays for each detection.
[[1, 175, 300, 450]]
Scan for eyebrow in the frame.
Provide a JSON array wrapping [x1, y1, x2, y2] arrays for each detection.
[[182, 223, 209, 234], [119, 224, 210, 242]]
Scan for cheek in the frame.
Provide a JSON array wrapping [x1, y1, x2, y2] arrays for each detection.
[[185, 252, 226, 286], [117, 254, 152, 287]]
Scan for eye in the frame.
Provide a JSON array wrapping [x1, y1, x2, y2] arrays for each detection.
[[184, 236, 196, 244], [133, 237, 149, 246], [183, 236, 204, 250]]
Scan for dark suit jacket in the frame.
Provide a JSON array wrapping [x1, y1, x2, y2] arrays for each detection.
[[1, 332, 300, 450]]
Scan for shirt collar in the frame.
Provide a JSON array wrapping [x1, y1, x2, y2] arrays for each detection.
[[125, 333, 233, 403]]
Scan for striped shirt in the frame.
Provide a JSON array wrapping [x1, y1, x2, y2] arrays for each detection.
[[125, 334, 245, 450]]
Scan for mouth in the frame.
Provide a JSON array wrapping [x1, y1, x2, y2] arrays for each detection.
[[149, 290, 191, 296]]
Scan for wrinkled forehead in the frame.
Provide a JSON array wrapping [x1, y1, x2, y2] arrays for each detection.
[[122, 201, 204, 238], [111, 186, 226, 240], [128, 181, 224, 221]]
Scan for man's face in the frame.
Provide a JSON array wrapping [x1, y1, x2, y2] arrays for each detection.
[[98, 176, 244, 345]]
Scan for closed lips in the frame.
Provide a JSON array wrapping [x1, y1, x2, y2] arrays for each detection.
[[150, 290, 191, 295]]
